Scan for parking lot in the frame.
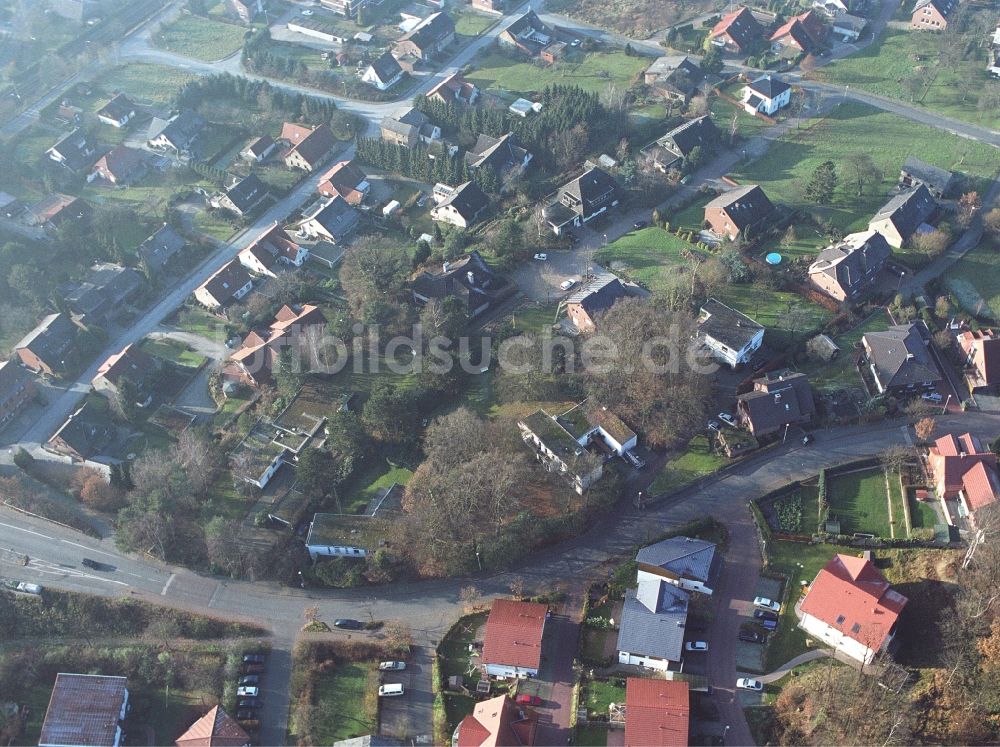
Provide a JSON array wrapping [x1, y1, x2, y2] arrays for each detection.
[[378, 646, 435, 741]]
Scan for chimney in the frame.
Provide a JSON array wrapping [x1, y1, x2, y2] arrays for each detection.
[[442, 261, 450, 273]]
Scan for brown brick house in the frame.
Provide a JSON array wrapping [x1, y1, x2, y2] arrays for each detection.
[[911, 0, 957, 30], [703, 184, 775, 240], [708, 6, 764, 53]]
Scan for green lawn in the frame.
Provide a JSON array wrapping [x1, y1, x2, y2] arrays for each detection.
[[714, 284, 832, 350], [711, 86, 773, 140], [887, 470, 907, 538], [140, 338, 208, 368], [731, 102, 1000, 236], [826, 467, 894, 538], [308, 661, 378, 743], [338, 457, 414, 514], [465, 48, 647, 97], [945, 240, 1000, 321], [668, 193, 714, 233], [650, 434, 726, 495], [175, 306, 231, 341], [580, 627, 612, 665], [576, 725, 609, 747], [812, 30, 1000, 132], [798, 309, 890, 392], [94, 64, 199, 104], [583, 678, 626, 718], [595, 226, 701, 291], [154, 14, 248, 61], [453, 11, 496, 36], [908, 489, 939, 529]]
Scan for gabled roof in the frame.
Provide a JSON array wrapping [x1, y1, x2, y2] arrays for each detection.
[[504, 9, 552, 38], [901, 156, 954, 195], [833, 11, 868, 32], [435, 180, 489, 223], [175, 705, 250, 747], [456, 695, 537, 747], [152, 110, 206, 151], [624, 678, 690, 747], [912, 0, 957, 18], [770, 10, 827, 49], [738, 369, 815, 432], [39, 673, 128, 747], [746, 74, 790, 100], [48, 128, 97, 172], [557, 398, 636, 447], [863, 322, 941, 389], [0, 360, 33, 401], [465, 133, 528, 171], [698, 297, 764, 352], [869, 184, 936, 242], [93, 343, 157, 388], [231, 304, 327, 372], [14, 313, 78, 363], [808, 229, 891, 295], [97, 93, 135, 122], [559, 167, 620, 210], [198, 260, 252, 305], [318, 160, 368, 202], [800, 554, 907, 651], [565, 272, 630, 320], [397, 11, 455, 51], [482, 599, 547, 670], [928, 432, 999, 511], [427, 72, 477, 102], [368, 50, 403, 83], [29, 193, 91, 227], [616, 577, 688, 663], [281, 123, 336, 166], [658, 115, 717, 159], [635, 536, 716, 582], [381, 107, 430, 138], [304, 195, 359, 238], [957, 328, 1000, 386], [138, 224, 186, 273], [705, 184, 775, 230], [709, 6, 763, 48], [244, 135, 275, 157], [223, 174, 269, 213], [47, 402, 116, 459], [93, 144, 145, 181]]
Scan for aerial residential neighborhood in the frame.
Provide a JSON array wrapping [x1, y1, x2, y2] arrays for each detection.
[[0, 0, 998, 745]]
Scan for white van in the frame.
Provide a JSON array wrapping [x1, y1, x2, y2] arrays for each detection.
[[378, 684, 405, 697]]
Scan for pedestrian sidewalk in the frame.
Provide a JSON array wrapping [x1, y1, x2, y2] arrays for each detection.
[[756, 649, 831, 683]]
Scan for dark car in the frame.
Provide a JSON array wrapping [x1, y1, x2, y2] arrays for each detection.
[[633, 220, 647, 229], [81, 558, 101, 569], [738, 628, 766, 644], [334, 618, 364, 630], [236, 709, 257, 720], [239, 675, 259, 686], [242, 663, 265, 675], [242, 653, 266, 664], [238, 697, 261, 709], [753, 609, 779, 623], [757, 618, 778, 630]]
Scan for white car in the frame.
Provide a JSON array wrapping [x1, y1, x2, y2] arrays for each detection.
[[560, 279, 576, 291], [571, 38, 581, 46], [301, 8, 314, 14], [237, 686, 259, 697], [534, 253, 548, 261], [922, 392, 943, 402], [379, 661, 406, 671], [737, 677, 763, 691], [718, 412, 737, 427], [753, 596, 781, 613], [685, 641, 708, 652], [378, 684, 405, 697]]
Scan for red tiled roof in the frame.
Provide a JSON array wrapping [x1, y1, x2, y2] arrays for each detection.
[[770, 11, 826, 48], [958, 329, 1000, 386], [961, 460, 999, 512], [624, 678, 689, 747], [281, 122, 336, 166], [456, 694, 536, 747], [799, 554, 907, 652], [317, 160, 368, 204], [175, 705, 250, 747], [482, 599, 547, 670], [928, 432, 999, 511], [93, 343, 156, 387]]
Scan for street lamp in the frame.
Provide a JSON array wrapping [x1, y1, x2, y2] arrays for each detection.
[[603, 234, 607, 247], [724, 724, 731, 744], [942, 393, 951, 414], [475, 551, 482, 571], [897, 270, 905, 290]]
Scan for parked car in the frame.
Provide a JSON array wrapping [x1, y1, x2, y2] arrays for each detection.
[[718, 412, 737, 427], [624, 451, 645, 469], [737, 677, 763, 691], [685, 641, 708, 652], [753, 609, 778, 623], [753, 596, 781, 613], [301, 8, 314, 14], [633, 220, 647, 229], [707, 420, 721, 432], [334, 619, 364, 630], [571, 38, 581, 46], [802, 434, 815, 445], [738, 628, 766, 644], [560, 279, 577, 291], [81, 558, 101, 570], [757, 618, 778, 630], [236, 709, 257, 720], [533, 253, 548, 261], [516, 694, 542, 706], [922, 392, 943, 402], [379, 661, 406, 671], [237, 686, 259, 697], [242, 653, 265, 664], [239, 675, 259, 686], [238, 697, 261, 709], [378, 684, 405, 697], [242, 663, 264, 675]]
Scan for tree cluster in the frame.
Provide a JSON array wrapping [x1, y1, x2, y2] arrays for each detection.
[[175, 72, 339, 124]]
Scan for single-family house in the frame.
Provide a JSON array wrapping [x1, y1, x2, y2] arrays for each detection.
[[410, 250, 511, 318], [147, 110, 207, 155], [96, 94, 136, 128], [832, 11, 868, 41], [362, 51, 405, 91], [769, 10, 827, 54], [13, 313, 81, 377], [927, 432, 1000, 526], [193, 260, 253, 309], [697, 298, 765, 368], [635, 536, 717, 595], [241, 135, 277, 163], [380, 107, 441, 147], [304, 512, 377, 560], [808, 229, 892, 303], [704, 184, 775, 240], [456, 694, 538, 747], [481, 599, 547, 678], [862, 322, 942, 394], [868, 185, 936, 248], [239, 223, 309, 277], [471, 0, 508, 12], [644, 55, 705, 102], [63, 263, 145, 326], [39, 674, 129, 747], [898, 156, 955, 199], [464, 133, 532, 182], [26, 193, 91, 233], [814, 0, 850, 16], [89, 145, 147, 186], [798, 553, 908, 664], [281, 123, 337, 172], [175, 705, 250, 747], [317, 160, 370, 205], [518, 409, 605, 493], [320, 0, 373, 16], [212, 174, 270, 217], [426, 72, 479, 105], [0, 361, 37, 427], [911, 0, 957, 30], [957, 328, 1000, 391], [430, 180, 490, 228], [565, 272, 635, 332], [737, 369, 816, 437], [226, 0, 263, 23], [617, 572, 689, 671], [708, 6, 765, 53], [91, 343, 159, 405], [646, 115, 719, 172], [228, 304, 327, 387], [394, 11, 455, 60], [46, 401, 116, 462], [296, 196, 360, 243], [137, 224, 186, 275], [497, 10, 556, 56], [556, 399, 637, 456], [741, 75, 791, 115], [624, 679, 690, 747], [543, 167, 621, 235], [46, 128, 98, 173], [230, 420, 300, 489]]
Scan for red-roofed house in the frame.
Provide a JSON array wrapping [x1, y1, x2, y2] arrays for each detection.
[[455, 694, 538, 747], [316, 160, 370, 205], [481, 599, 547, 678], [427, 72, 479, 105], [624, 678, 690, 747], [957, 328, 1000, 391], [91, 343, 159, 404], [708, 6, 765, 53], [927, 432, 999, 526], [769, 10, 827, 54], [798, 554, 908, 664], [280, 123, 337, 172], [175, 705, 251, 747], [238, 223, 310, 277], [227, 304, 327, 387]]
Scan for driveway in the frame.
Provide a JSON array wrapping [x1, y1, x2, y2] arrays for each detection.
[[518, 602, 581, 746], [379, 645, 434, 742], [258, 640, 294, 747]]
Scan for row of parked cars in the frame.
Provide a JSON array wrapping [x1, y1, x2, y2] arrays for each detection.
[[738, 597, 781, 645], [234, 652, 267, 729], [377, 660, 407, 697]]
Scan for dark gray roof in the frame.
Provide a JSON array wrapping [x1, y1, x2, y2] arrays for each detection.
[[65, 264, 144, 318], [698, 298, 764, 351], [137, 224, 186, 273], [151, 110, 206, 151], [368, 51, 403, 84], [48, 402, 116, 459], [381, 107, 429, 138], [738, 370, 815, 433], [635, 536, 716, 583], [864, 323, 942, 389], [504, 9, 552, 37], [870, 185, 936, 241], [48, 128, 98, 172], [833, 11, 868, 31], [616, 577, 688, 663], [307, 195, 360, 240], [224, 174, 269, 213], [560, 167, 620, 211], [465, 132, 528, 171], [97, 93, 135, 122], [0, 360, 32, 402], [410, 250, 505, 314], [397, 11, 454, 51], [566, 272, 630, 318], [705, 184, 775, 231], [659, 115, 717, 159], [746, 74, 789, 99], [14, 313, 78, 369], [913, 0, 957, 17], [901, 157, 954, 195], [436, 181, 489, 223], [809, 229, 891, 297]]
